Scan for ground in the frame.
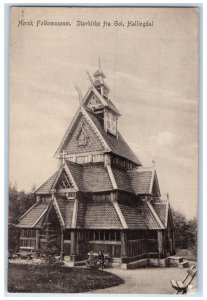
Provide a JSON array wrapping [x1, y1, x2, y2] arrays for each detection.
[[7, 262, 197, 294], [89, 266, 197, 294], [7, 263, 123, 293]]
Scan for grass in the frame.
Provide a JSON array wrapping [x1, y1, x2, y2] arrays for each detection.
[[8, 263, 123, 293]]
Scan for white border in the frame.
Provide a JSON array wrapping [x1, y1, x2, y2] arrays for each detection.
[[1, 1, 206, 300]]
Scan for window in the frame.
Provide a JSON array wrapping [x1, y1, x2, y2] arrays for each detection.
[[58, 171, 73, 189], [77, 123, 88, 146]]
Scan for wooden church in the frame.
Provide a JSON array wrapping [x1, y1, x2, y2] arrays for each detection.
[[16, 67, 175, 265]]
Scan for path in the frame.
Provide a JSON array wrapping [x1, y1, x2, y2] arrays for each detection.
[[87, 267, 197, 294]]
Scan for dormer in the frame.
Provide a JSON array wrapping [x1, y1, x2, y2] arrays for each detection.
[[104, 108, 118, 136]]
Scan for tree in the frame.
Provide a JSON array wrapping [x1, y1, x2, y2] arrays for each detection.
[[8, 184, 36, 253], [171, 208, 197, 256]]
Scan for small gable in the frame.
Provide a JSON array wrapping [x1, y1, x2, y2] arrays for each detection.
[[152, 172, 161, 197], [64, 113, 105, 155], [85, 92, 103, 111], [56, 169, 73, 189], [45, 204, 62, 229]]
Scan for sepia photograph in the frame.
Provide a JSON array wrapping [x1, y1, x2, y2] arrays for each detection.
[[8, 6, 199, 295]]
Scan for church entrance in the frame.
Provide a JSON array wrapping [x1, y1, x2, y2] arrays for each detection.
[[39, 226, 61, 254], [39, 204, 62, 255]]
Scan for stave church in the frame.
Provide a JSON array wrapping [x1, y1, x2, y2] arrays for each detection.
[[16, 66, 175, 266]]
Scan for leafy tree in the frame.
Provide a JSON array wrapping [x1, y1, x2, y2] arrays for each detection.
[[171, 208, 197, 256], [8, 184, 36, 253]]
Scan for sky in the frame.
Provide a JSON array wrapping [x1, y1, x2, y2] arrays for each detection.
[[9, 7, 198, 219]]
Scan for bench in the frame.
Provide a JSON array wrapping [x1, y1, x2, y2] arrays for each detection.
[[14, 247, 34, 260], [170, 265, 197, 294]]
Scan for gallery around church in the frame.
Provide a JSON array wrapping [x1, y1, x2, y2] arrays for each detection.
[[16, 66, 175, 266]]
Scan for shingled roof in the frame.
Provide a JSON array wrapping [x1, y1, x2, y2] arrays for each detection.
[[56, 198, 74, 228], [17, 202, 49, 228], [35, 171, 59, 194], [35, 163, 160, 196], [119, 201, 163, 230], [83, 199, 123, 229], [66, 161, 113, 192], [86, 110, 141, 165], [112, 167, 133, 193], [128, 168, 158, 195], [151, 201, 169, 227]]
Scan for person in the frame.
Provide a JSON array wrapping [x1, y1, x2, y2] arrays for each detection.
[[97, 250, 105, 270], [86, 250, 94, 268]]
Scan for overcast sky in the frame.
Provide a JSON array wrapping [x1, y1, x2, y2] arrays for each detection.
[[9, 7, 198, 219]]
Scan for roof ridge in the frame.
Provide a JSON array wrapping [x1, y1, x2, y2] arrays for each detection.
[[81, 106, 111, 151], [17, 202, 39, 222], [34, 170, 59, 194], [146, 201, 165, 229]]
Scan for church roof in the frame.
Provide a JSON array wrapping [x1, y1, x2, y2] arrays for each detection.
[[17, 196, 167, 230], [112, 167, 133, 193], [151, 201, 169, 228], [35, 163, 159, 196], [35, 171, 59, 194], [86, 110, 141, 165], [83, 199, 123, 229], [17, 202, 49, 228], [119, 201, 163, 230], [127, 167, 160, 195], [67, 161, 113, 192]]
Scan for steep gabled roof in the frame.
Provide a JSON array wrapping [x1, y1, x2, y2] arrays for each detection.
[[17, 202, 49, 228], [35, 161, 114, 195], [35, 163, 161, 196], [83, 86, 120, 116], [35, 171, 59, 194], [151, 200, 171, 228], [112, 167, 133, 193], [67, 161, 113, 192], [128, 167, 160, 196], [86, 110, 141, 165], [119, 200, 164, 230]]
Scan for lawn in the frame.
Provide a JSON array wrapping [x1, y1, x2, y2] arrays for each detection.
[[8, 263, 124, 293]]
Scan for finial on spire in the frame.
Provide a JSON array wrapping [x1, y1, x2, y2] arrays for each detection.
[[166, 193, 169, 201]]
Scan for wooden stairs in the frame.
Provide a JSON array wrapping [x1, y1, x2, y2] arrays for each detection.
[[168, 256, 189, 268]]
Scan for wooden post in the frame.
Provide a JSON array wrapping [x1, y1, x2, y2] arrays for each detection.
[[70, 230, 77, 261], [121, 231, 127, 262], [35, 230, 39, 250], [60, 228, 64, 260], [157, 230, 163, 258]]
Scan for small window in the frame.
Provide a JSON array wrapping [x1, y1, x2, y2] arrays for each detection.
[[77, 124, 88, 146]]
